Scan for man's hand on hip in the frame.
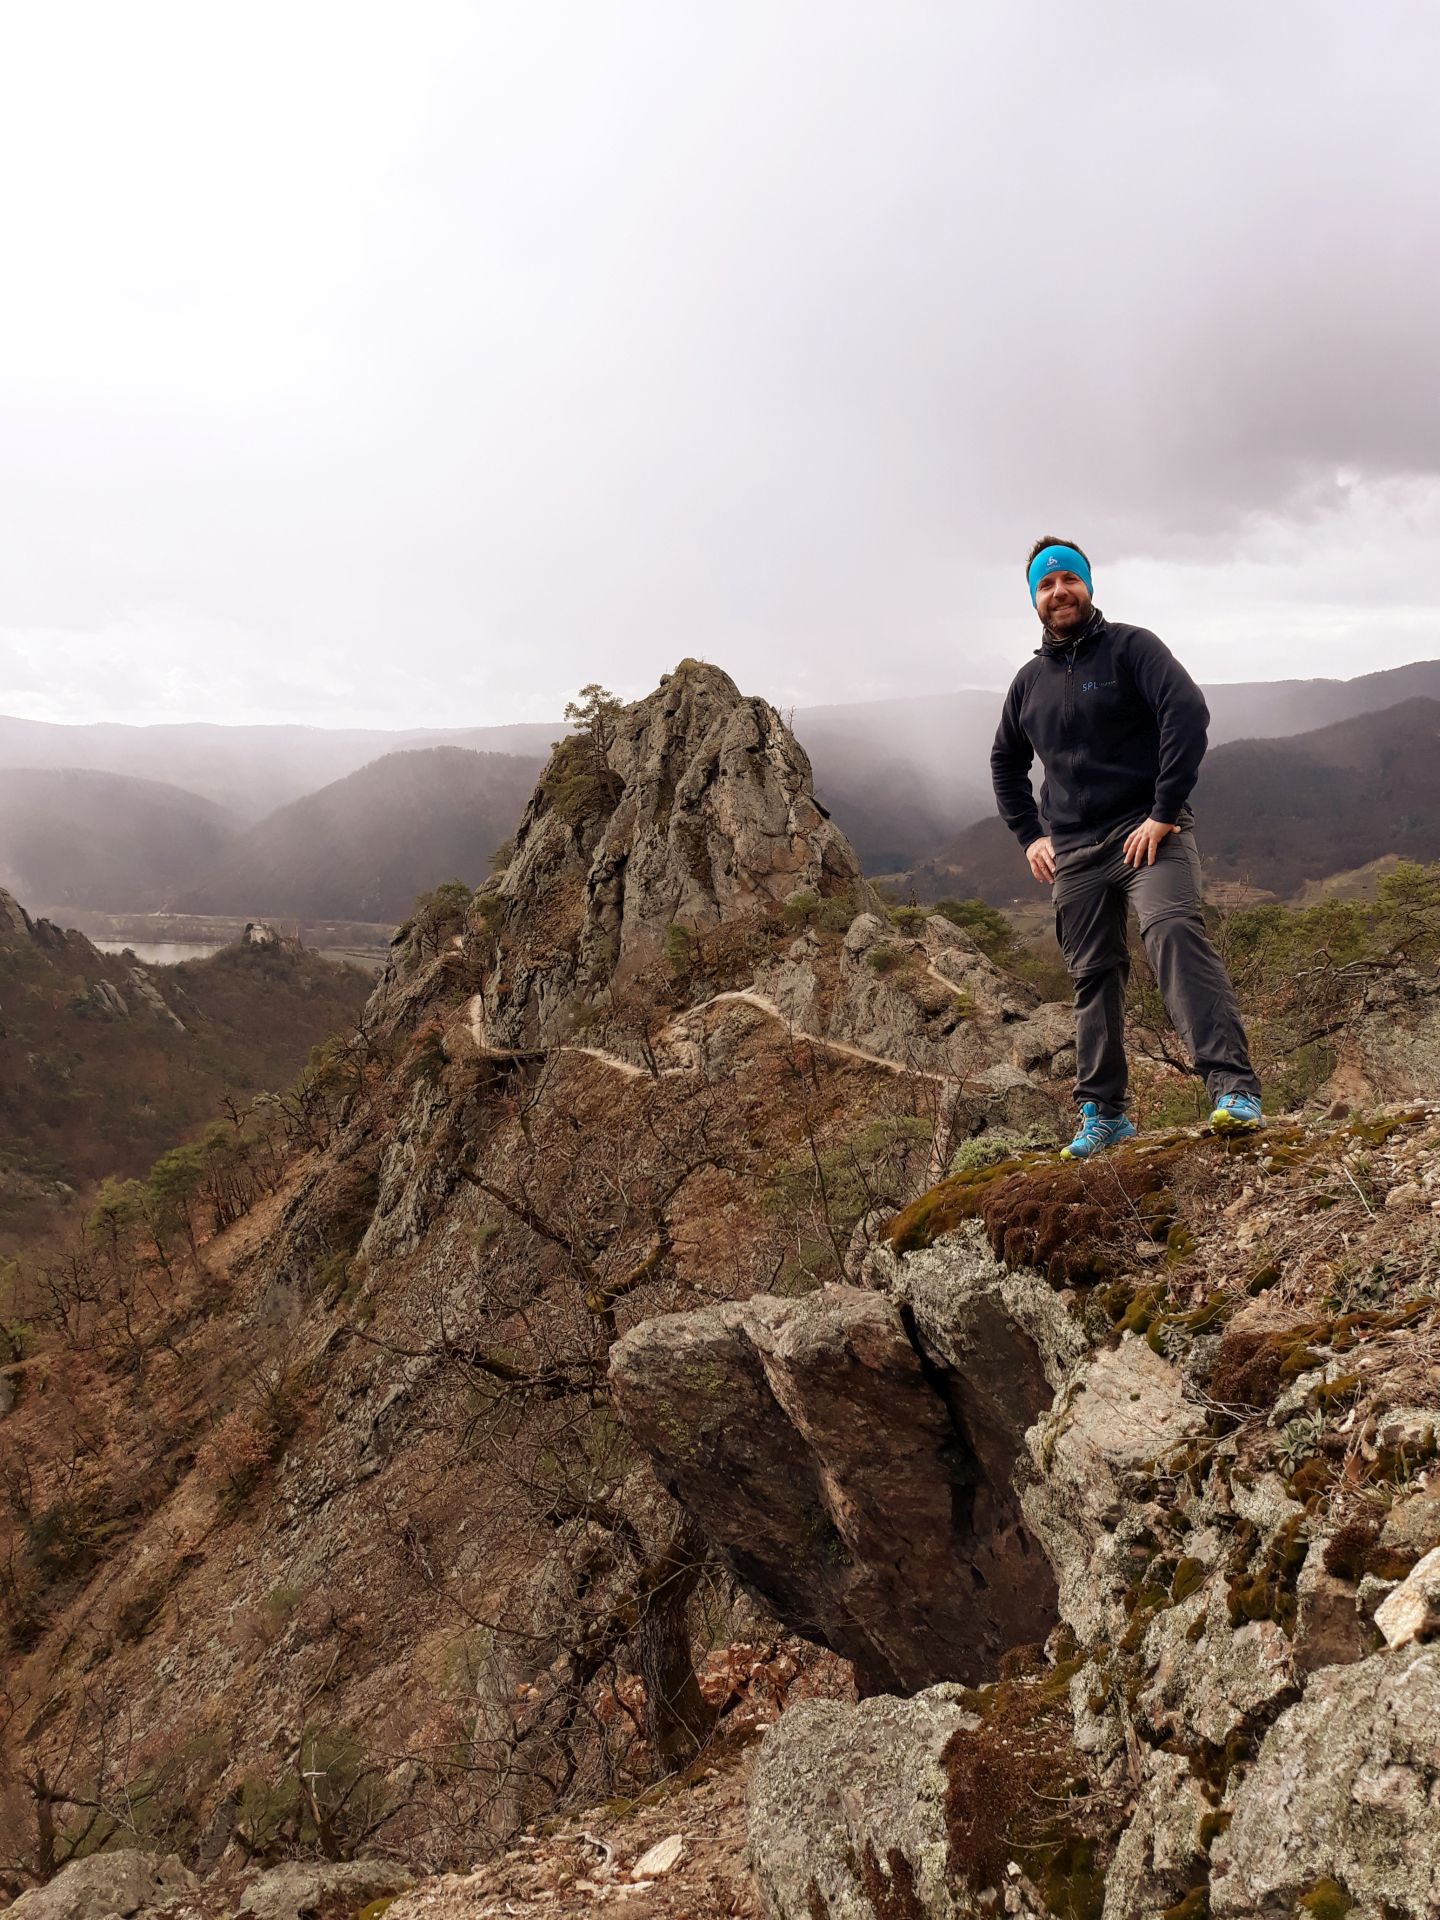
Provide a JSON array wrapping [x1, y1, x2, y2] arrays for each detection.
[[1025, 835, 1056, 884], [1122, 818, 1179, 868]]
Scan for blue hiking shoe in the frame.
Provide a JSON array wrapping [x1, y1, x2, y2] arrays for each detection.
[[1210, 1092, 1265, 1134], [1061, 1102, 1137, 1160]]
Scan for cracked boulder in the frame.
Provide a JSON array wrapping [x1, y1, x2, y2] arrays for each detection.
[[610, 1258, 1061, 1694]]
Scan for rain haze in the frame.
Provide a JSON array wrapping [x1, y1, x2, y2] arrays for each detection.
[[1, 1, 1438, 729]]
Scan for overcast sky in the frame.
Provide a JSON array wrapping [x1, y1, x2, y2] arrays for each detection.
[[2, 2, 1437, 728]]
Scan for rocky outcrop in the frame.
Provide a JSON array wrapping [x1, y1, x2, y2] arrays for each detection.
[[611, 1226, 1073, 1693], [753, 910, 1073, 1126], [127, 966, 186, 1030], [746, 1689, 976, 1920], [0, 889, 75, 954], [1210, 1645, 1440, 1917], [1374, 1542, 1440, 1647], [1021, 1338, 1207, 1645], [236, 1859, 414, 1920], [614, 1111, 1440, 1917], [479, 662, 867, 1049], [7, 1851, 197, 1920]]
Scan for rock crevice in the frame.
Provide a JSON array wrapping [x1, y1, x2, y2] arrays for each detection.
[[610, 1226, 1064, 1694]]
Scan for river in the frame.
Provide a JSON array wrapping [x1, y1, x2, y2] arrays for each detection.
[[96, 940, 225, 965]]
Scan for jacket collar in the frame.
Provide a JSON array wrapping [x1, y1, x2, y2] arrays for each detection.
[[1037, 604, 1106, 658]]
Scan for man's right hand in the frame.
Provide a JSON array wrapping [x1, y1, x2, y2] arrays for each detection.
[[1025, 835, 1056, 884]]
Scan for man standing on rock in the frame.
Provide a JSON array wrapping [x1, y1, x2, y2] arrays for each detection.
[[990, 537, 1264, 1158]]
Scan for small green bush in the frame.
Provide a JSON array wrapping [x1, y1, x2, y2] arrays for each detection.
[[948, 1125, 1056, 1174], [934, 897, 1016, 962], [817, 897, 857, 933], [866, 943, 905, 975], [665, 923, 697, 975]]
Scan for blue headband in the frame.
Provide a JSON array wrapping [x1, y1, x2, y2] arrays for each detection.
[[1027, 544, 1092, 604]]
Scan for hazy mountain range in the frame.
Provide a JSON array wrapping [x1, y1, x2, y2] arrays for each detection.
[[176, 747, 541, 922], [924, 694, 1440, 904], [3, 657, 1438, 920]]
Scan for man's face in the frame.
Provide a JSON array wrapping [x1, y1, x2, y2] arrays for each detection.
[[1034, 569, 1092, 635]]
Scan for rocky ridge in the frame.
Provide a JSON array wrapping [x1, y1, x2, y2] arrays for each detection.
[[0, 892, 368, 1240], [6, 662, 1439, 1919], [615, 1106, 1440, 1919], [0, 663, 1078, 1908]]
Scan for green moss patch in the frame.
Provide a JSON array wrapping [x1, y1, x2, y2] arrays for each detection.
[[1296, 1878, 1354, 1918], [1226, 1514, 1307, 1636], [887, 1139, 1194, 1289]]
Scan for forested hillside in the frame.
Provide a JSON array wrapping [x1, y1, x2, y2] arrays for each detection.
[[177, 747, 543, 922], [0, 770, 239, 913], [0, 895, 369, 1246]]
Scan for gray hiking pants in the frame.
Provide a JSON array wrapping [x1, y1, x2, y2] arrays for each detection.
[[1051, 822, 1259, 1114]]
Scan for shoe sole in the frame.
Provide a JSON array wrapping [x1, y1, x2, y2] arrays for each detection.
[[1209, 1109, 1264, 1134]]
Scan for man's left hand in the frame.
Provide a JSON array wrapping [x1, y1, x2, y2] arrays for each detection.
[[1122, 818, 1179, 868]]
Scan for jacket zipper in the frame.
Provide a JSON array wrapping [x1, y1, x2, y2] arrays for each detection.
[[1064, 643, 1088, 816]]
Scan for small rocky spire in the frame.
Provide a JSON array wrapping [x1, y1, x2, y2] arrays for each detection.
[[479, 660, 866, 1049]]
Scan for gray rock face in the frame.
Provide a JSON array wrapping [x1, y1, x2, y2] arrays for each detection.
[[1380, 1486, 1440, 1557], [1021, 1337, 1207, 1644], [751, 910, 1071, 1119], [1210, 1645, 1440, 1917], [126, 967, 185, 1030], [1374, 1544, 1440, 1648], [1138, 1584, 1295, 1746], [482, 661, 864, 1048], [1100, 1750, 1210, 1920], [746, 1687, 976, 1920], [236, 1859, 414, 1920], [7, 1851, 196, 1920], [610, 1264, 1060, 1693], [240, 1858, 414, 1920]]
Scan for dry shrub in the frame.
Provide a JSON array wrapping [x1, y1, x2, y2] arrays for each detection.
[[196, 1408, 277, 1503], [1208, 1327, 1324, 1410], [1323, 1519, 1418, 1584], [941, 1660, 1098, 1913]]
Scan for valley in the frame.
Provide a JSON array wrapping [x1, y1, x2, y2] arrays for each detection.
[[0, 663, 1438, 1919], [0, 662, 1438, 1918]]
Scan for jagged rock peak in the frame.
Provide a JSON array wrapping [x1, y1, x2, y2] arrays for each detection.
[[479, 659, 867, 1046], [0, 888, 80, 953]]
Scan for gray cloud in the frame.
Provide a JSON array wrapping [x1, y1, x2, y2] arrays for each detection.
[[1, 1, 1437, 726]]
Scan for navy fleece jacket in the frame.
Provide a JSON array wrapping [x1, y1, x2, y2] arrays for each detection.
[[990, 611, 1210, 852]]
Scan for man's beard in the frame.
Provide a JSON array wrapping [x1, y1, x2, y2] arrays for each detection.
[[1042, 598, 1090, 637]]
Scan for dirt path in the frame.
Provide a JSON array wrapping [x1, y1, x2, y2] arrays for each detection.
[[387, 1743, 761, 1919], [467, 983, 958, 1087]]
